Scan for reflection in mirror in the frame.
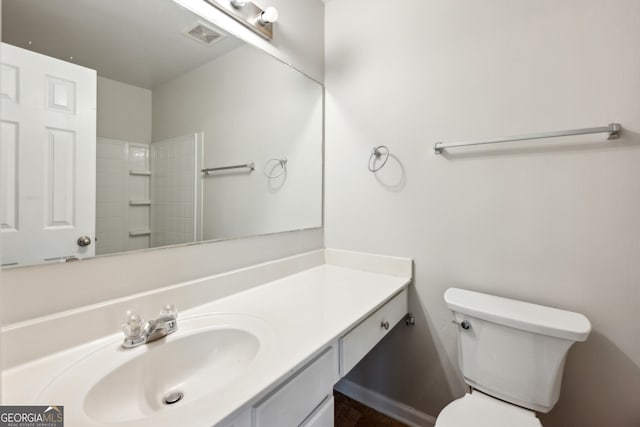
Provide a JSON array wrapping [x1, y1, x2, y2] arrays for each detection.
[[0, 0, 323, 269]]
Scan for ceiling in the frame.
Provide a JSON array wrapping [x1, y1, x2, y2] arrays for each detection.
[[2, 0, 245, 89]]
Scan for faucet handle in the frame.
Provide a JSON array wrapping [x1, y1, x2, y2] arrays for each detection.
[[122, 312, 146, 339], [159, 304, 177, 320]]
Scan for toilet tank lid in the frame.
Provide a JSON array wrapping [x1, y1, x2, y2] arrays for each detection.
[[444, 288, 591, 341]]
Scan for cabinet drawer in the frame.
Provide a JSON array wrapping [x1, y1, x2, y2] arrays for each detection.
[[301, 396, 334, 427], [340, 288, 408, 376], [253, 347, 334, 427]]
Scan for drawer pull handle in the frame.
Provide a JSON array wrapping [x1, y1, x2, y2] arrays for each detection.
[[381, 321, 390, 330], [452, 319, 471, 330]]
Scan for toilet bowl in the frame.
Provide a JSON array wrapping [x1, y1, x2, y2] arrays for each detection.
[[436, 288, 591, 426], [435, 390, 541, 427]]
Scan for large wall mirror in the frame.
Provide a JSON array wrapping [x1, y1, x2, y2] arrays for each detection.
[[0, 0, 323, 268]]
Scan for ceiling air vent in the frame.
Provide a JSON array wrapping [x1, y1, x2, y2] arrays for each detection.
[[183, 22, 224, 45]]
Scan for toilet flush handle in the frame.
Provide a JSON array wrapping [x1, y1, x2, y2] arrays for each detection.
[[452, 319, 471, 330]]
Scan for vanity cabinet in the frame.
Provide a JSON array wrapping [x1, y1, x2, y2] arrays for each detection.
[[300, 396, 334, 427], [253, 347, 335, 427], [339, 288, 408, 376], [226, 289, 409, 427], [220, 411, 251, 427], [1, 250, 412, 427]]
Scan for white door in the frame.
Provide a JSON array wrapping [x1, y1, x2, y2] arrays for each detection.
[[0, 42, 97, 267]]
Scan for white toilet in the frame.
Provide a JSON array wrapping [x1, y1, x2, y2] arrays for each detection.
[[436, 288, 591, 427]]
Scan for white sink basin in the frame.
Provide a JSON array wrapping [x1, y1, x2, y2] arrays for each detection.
[[36, 314, 274, 426]]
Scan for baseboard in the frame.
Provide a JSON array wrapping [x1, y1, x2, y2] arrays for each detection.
[[334, 379, 436, 427]]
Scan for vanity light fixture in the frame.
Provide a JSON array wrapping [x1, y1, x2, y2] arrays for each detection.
[[201, 0, 278, 39], [258, 7, 278, 25]]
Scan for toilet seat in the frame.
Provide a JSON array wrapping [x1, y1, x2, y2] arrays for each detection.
[[435, 391, 542, 427]]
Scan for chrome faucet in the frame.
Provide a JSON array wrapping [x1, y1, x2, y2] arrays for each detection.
[[122, 305, 178, 348]]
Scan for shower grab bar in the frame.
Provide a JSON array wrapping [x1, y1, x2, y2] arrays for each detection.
[[433, 123, 621, 154], [201, 162, 255, 174]]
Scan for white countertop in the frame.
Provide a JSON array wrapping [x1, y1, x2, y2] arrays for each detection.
[[2, 258, 411, 426]]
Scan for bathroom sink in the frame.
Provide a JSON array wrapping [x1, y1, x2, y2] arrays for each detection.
[[36, 314, 274, 426]]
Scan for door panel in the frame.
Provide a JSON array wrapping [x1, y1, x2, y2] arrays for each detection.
[[0, 42, 96, 267], [0, 120, 19, 231]]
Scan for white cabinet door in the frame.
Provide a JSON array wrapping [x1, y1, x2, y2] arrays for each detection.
[[253, 348, 334, 427], [301, 396, 334, 427], [1, 42, 96, 267]]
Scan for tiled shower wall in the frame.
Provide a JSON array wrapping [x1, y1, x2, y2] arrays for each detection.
[[96, 140, 125, 255], [97, 135, 199, 255], [96, 139, 150, 255], [150, 134, 200, 248]]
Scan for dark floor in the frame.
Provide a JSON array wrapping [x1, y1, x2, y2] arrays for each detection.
[[334, 391, 408, 427]]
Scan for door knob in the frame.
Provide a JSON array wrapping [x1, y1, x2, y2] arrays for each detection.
[[77, 236, 92, 247]]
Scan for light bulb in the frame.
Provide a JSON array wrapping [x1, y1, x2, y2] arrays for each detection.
[[230, 0, 245, 8], [258, 7, 278, 25]]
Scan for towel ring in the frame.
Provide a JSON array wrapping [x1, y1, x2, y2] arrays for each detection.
[[263, 158, 287, 178], [368, 146, 389, 172]]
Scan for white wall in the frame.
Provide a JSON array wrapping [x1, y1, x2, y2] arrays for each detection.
[[96, 76, 152, 143], [1, 0, 324, 325], [324, 1, 640, 426], [152, 45, 322, 241]]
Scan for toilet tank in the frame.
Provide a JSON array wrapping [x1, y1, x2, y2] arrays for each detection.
[[444, 288, 591, 413]]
